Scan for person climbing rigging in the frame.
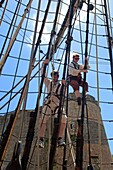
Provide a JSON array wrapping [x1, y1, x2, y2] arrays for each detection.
[[69, 52, 90, 105], [39, 59, 67, 148]]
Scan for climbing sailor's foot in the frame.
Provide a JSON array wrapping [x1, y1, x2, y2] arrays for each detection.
[[57, 138, 65, 147], [77, 97, 81, 105], [39, 138, 44, 148]]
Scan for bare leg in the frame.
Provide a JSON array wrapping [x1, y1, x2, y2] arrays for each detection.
[[75, 90, 81, 98], [39, 122, 46, 138], [59, 122, 66, 138], [58, 115, 67, 138]]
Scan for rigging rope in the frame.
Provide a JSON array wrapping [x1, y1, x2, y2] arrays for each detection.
[[49, 0, 81, 169], [0, 0, 8, 25], [103, 0, 113, 90], [79, 0, 91, 169], [0, 0, 113, 169], [0, 0, 22, 59], [0, 0, 33, 74], [0, 1, 34, 168], [21, 0, 52, 169]]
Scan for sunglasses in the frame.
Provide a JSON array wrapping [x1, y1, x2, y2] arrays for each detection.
[[74, 57, 79, 60]]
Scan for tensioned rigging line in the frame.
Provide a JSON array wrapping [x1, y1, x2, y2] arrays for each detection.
[[0, 1, 50, 159], [103, 0, 113, 90], [1, 60, 112, 110], [0, 56, 111, 78], [26, 0, 66, 169], [79, 0, 91, 169], [1, 91, 113, 113], [67, 114, 113, 123], [54, 1, 81, 53], [1, 63, 112, 94], [7, 8, 33, 146], [61, 11, 113, 28], [56, 7, 82, 71], [0, 47, 110, 63], [1, 2, 112, 36], [0, 0, 87, 105], [107, 0, 113, 37], [85, 102, 93, 168], [0, 31, 70, 103], [0, 0, 8, 25], [15, 0, 69, 10], [0, 54, 47, 103], [21, 0, 53, 169], [0, 0, 33, 75], [62, 3, 83, 169], [0, 12, 110, 53], [2, 7, 57, 23], [81, 4, 113, 25], [0, 0, 112, 167], [79, 14, 84, 62], [0, 0, 29, 141], [0, 55, 111, 98], [0, 31, 33, 44], [49, 0, 78, 169], [73, 38, 110, 49], [26, 1, 47, 169], [0, 113, 111, 167], [0, 0, 22, 60]]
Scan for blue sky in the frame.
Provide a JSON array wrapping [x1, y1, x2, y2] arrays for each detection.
[[0, 0, 113, 156]]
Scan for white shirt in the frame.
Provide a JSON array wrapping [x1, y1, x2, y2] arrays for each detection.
[[69, 61, 90, 76]]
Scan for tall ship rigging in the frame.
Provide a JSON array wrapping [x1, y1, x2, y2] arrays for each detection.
[[0, 0, 113, 169]]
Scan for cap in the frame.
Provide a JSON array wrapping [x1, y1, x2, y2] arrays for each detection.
[[73, 52, 79, 59]]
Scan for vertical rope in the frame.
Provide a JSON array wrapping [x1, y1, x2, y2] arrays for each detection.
[[0, 0, 33, 74], [0, 0, 22, 140], [21, 1, 52, 169], [94, 1, 102, 169], [80, 0, 91, 169], [103, 0, 113, 90], [0, 0, 8, 25]]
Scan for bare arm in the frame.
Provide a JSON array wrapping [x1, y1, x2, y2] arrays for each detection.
[[69, 63, 88, 76], [41, 59, 50, 88]]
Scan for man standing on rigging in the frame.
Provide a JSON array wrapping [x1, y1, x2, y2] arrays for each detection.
[[39, 59, 67, 148], [69, 52, 90, 105]]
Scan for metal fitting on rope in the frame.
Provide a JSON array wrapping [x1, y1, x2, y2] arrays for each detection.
[[25, 8, 29, 12], [51, 30, 56, 35], [65, 36, 73, 44]]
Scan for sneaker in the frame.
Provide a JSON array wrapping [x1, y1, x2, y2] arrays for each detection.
[[39, 139, 44, 148], [57, 138, 65, 147], [77, 97, 81, 105]]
